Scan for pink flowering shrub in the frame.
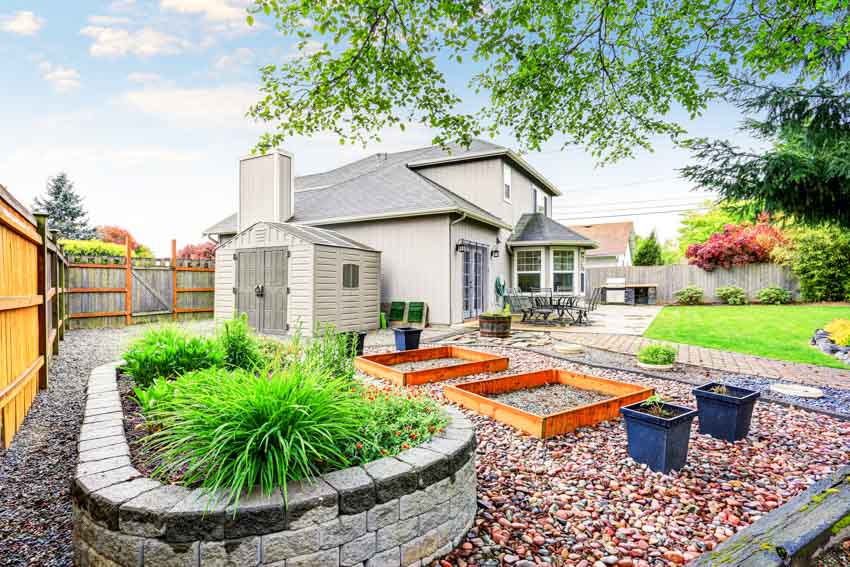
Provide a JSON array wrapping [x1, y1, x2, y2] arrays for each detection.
[[177, 241, 216, 260], [686, 222, 787, 271]]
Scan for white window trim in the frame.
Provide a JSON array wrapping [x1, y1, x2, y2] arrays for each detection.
[[533, 186, 548, 215], [503, 163, 512, 203], [550, 247, 577, 294], [513, 247, 543, 290]]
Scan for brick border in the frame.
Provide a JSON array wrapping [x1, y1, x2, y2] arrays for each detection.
[[73, 362, 477, 567]]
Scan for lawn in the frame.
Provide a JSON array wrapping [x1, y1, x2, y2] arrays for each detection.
[[644, 305, 850, 368]]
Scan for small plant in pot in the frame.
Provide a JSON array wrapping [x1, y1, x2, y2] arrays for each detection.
[[693, 382, 760, 442], [636, 344, 677, 371], [620, 394, 698, 474], [479, 304, 512, 338]]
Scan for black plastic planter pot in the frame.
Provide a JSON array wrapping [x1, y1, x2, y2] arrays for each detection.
[[693, 383, 760, 442], [345, 331, 368, 356], [393, 327, 423, 351], [620, 402, 697, 474]]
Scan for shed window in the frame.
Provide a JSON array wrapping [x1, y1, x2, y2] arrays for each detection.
[[342, 264, 360, 289], [515, 249, 541, 291], [552, 249, 575, 292], [503, 163, 512, 202]]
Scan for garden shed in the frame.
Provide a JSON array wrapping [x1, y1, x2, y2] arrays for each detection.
[[214, 150, 381, 336]]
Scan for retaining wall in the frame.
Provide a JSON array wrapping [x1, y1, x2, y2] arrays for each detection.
[[73, 362, 477, 566]]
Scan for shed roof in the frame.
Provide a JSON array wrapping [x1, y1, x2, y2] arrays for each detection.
[[508, 214, 597, 247], [567, 222, 634, 257], [225, 221, 377, 252]]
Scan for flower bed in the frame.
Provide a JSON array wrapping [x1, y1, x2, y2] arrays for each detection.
[[355, 345, 509, 386], [73, 361, 477, 566], [813, 320, 850, 366]]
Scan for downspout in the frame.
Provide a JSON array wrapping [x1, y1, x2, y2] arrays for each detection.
[[449, 213, 467, 325]]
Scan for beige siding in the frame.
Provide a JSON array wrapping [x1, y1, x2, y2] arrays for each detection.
[[449, 218, 507, 324], [313, 245, 381, 332], [417, 157, 545, 227], [216, 223, 315, 334], [214, 247, 235, 323], [238, 152, 294, 230], [321, 216, 453, 325]]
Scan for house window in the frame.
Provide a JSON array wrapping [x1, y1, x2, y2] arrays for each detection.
[[533, 187, 548, 215], [552, 249, 575, 292], [342, 264, 359, 289], [503, 163, 512, 202], [515, 249, 541, 291]]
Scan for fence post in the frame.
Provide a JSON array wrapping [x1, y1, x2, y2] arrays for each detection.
[[49, 230, 60, 356], [172, 239, 177, 321], [125, 239, 132, 326], [57, 241, 65, 342], [34, 213, 49, 390]]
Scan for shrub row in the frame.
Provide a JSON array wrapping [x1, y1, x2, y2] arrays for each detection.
[[673, 285, 792, 305]]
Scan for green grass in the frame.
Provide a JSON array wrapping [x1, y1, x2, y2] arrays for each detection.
[[644, 305, 850, 368]]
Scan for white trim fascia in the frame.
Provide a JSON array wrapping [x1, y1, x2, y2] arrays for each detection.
[[508, 240, 597, 249], [303, 207, 513, 230]]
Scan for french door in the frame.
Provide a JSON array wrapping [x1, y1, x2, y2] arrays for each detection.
[[462, 243, 488, 319]]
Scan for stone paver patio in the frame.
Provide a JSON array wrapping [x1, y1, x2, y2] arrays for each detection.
[[565, 333, 850, 390], [463, 304, 663, 335]]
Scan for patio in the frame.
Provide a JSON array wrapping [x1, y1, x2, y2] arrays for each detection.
[[463, 304, 663, 336]]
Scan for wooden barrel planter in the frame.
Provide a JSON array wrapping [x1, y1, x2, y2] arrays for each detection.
[[479, 314, 512, 338]]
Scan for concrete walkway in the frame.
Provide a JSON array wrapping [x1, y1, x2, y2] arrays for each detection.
[[565, 333, 850, 390], [463, 304, 663, 336]]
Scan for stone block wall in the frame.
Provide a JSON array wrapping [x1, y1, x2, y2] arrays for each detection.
[[73, 362, 477, 566]]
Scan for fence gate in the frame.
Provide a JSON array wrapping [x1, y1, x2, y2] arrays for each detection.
[[132, 261, 172, 317]]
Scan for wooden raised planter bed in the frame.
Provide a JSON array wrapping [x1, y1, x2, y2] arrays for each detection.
[[444, 369, 654, 438], [355, 346, 509, 386]]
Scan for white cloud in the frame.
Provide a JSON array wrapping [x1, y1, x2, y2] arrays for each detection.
[[127, 72, 162, 84], [159, 0, 248, 22], [109, 0, 136, 11], [80, 25, 191, 57], [1, 11, 44, 35], [87, 15, 131, 25], [283, 40, 323, 61], [40, 62, 81, 93], [214, 47, 254, 70], [121, 84, 260, 128]]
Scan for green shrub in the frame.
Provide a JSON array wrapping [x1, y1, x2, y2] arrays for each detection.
[[133, 378, 175, 429], [302, 324, 357, 380], [638, 344, 677, 365], [757, 286, 792, 305], [122, 326, 224, 387], [791, 227, 850, 302], [60, 239, 152, 259], [674, 285, 704, 305], [352, 385, 448, 463], [218, 314, 264, 370], [143, 364, 367, 507], [716, 286, 747, 305]]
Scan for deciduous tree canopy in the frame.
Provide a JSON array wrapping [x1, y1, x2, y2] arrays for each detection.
[[248, 0, 849, 161]]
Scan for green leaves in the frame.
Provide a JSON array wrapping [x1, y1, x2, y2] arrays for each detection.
[[247, 0, 849, 161]]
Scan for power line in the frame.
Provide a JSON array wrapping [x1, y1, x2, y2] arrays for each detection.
[[560, 176, 684, 193], [556, 205, 710, 222], [562, 196, 709, 211], [557, 201, 709, 216]]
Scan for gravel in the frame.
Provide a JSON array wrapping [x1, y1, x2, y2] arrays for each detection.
[[391, 357, 471, 372], [486, 384, 612, 416], [367, 342, 850, 567], [0, 321, 211, 567]]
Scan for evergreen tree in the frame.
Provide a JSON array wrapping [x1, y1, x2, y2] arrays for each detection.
[[633, 230, 663, 266], [33, 173, 96, 239]]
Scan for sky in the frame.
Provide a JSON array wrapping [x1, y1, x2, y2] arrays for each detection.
[[0, 1, 759, 256]]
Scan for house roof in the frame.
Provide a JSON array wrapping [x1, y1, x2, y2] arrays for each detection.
[[508, 213, 597, 247], [203, 139, 546, 236], [223, 221, 376, 252], [567, 221, 634, 257]]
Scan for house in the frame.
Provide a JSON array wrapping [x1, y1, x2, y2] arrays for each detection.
[[567, 221, 635, 268], [206, 140, 597, 330]]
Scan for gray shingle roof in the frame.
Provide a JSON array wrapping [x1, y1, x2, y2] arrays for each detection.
[[203, 140, 512, 236], [265, 222, 376, 251], [508, 214, 597, 247]]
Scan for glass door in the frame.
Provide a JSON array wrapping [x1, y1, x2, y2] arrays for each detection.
[[462, 243, 488, 319]]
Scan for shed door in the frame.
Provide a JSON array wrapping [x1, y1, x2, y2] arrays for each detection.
[[261, 248, 288, 334], [236, 250, 261, 328]]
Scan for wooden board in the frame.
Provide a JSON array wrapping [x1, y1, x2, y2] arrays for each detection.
[[444, 369, 654, 438], [355, 346, 509, 386]]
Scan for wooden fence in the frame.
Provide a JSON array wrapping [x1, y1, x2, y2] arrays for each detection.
[[586, 264, 800, 304], [68, 239, 214, 329], [0, 185, 69, 448]]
